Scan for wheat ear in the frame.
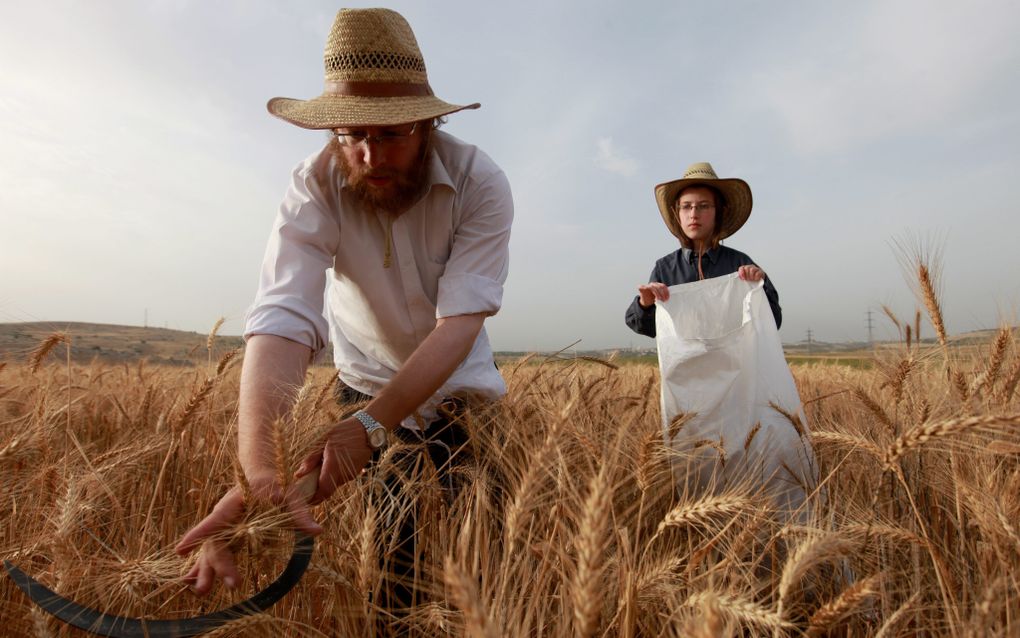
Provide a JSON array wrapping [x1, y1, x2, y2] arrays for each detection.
[[684, 591, 792, 632], [571, 469, 612, 638], [444, 557, 497, 638], [883, 413, 1020, 470], [206, 316, 225, 355], [176, 376, 216, 431], [806, 572, 882, 636], [917, 264, 947, 347], [983, 326, 1011, 393], [215, 347, 242, 376], [853, 388, 896, 432], [28, 332, 68, 373]]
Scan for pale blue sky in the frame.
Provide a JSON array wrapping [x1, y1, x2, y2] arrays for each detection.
[[2, 1, 1018, 350]]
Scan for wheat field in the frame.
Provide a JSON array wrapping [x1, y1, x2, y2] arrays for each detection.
[[2, 308, 1019, 635]]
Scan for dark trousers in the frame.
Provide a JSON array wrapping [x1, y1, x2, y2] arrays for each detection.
[[334, 378, 470, 611]]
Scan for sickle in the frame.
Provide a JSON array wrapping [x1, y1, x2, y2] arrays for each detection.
[[5, 472, 321, 637]]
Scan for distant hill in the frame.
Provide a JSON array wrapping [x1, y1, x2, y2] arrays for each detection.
[[1, 321, 1011, 369], [0, 322, 244, 367]]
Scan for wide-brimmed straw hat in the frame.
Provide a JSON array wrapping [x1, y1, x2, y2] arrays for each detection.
[[267, 8, 480, 129], [654, 162, 753, 241]]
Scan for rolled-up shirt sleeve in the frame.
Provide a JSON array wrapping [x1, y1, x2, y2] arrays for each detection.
[[436, 169, 513, 318], [244, 158, 340, 354]]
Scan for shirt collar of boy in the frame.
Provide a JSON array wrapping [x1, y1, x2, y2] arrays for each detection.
[[682, 245, 721, 265]]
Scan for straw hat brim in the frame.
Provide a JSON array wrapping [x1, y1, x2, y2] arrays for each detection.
[[267, 94, 481, 129], [654, 177, 753, 241]]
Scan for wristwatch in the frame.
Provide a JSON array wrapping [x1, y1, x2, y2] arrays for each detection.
[[353, 410, 389, 450]]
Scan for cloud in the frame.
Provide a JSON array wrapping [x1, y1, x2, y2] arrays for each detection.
[[754, 0, 1020, 155], [594, 137, 639, 177]]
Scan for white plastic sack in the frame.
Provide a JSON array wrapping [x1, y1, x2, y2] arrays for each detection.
[[655, 273, 815, 515]]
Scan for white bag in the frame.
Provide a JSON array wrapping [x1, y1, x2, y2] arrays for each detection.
[[655, 273, 815, 515]]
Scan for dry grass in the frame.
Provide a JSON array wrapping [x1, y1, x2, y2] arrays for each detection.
[[3, 289, 1020, 635]]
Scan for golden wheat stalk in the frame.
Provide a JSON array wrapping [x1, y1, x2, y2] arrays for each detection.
[[881, 305, 902, 334], [444, 556, 497, 638], [570, 469, 611, 638], [206, 317, 225, 352], [667, 411, 696, 440], [809, 431, 884, 462], [356, 501, 379, 598], [842, 522, 928, 547], [917, 264, 947, 347], [176, 376, 216, 431], [655, 494, 752, 536], [28, 332, 69, 373], [769, 401, 806, 438], [683, 591, 792, 631], [806, 572, 882, 636], [983, 326, 1012, 394], [952, 368, 970, 403], [998, 359, 1020, 404], [777, 533, 855, 621], [853, 388, 896, 431], [873, 592, 921, 638], [743, 421, 762, 451], [886, 358, 914, 405], [215, 347, 242, 376], [575, 355, 620, 370], [883, 413, 1020, 470], [915, 397, 931, 425]]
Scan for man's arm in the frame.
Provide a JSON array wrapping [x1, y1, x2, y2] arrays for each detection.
[[177, 315, 486, 593], [175, 335, 324, 594], [237, 335, 315, 477], [298, 312, 486, 503], [366, 313, 485, 425]]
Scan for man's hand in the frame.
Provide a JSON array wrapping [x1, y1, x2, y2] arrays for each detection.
[[174, 471, 322, 595], [296, 416, 374, 506], [638, 282, 670, 308], [738, 265, 765, 282]]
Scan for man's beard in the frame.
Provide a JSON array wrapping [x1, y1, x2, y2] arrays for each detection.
[[337, 132, 432, 214]]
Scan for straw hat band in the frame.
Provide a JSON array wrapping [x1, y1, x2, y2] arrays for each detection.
[[324, 80, 434, 98], [325, 51, 426, 77]]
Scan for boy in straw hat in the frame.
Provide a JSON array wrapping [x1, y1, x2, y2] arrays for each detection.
[[176, 8, 512, 610], [625, 162, 781, 335]]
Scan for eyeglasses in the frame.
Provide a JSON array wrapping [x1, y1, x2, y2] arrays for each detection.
[[676, 202, 715, 213], [332, 122, 418, 147]]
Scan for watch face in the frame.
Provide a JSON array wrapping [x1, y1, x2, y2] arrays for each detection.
[[368, 427, 388, 449]]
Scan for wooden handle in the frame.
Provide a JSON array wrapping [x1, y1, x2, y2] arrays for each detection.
[[294, 466, 320, 504]]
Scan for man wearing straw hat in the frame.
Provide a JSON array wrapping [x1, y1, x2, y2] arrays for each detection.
[[176, 8, 512, 610]]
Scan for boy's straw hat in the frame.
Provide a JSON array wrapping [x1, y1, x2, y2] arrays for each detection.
[[267, 8, 479, 129]]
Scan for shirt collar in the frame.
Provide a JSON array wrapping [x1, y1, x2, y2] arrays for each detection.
[[682, 245, 721, 265], [425, 145, 456, 194]]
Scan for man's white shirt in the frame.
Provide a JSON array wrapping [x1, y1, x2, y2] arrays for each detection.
[[245, 130, 513, 427]]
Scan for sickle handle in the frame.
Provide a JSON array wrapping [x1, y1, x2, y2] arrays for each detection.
[[294, 465, 320, 503]]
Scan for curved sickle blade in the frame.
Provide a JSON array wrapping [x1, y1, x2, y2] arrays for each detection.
[[4, 533, 314, 638]]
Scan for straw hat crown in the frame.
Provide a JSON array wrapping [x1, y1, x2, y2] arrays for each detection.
[[268, 8, 480, 129], [323, 9, 426, 84], [654, 162, 753, 242]]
